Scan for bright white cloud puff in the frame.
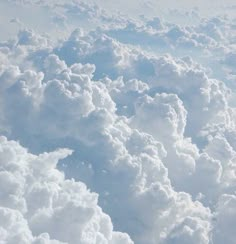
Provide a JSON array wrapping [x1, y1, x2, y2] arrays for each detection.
[[0, 136, 133, 244]]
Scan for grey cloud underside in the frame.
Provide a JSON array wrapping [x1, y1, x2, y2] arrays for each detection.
[[0, 1, 236, 244]]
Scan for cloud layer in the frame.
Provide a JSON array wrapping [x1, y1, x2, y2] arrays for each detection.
[[0, 1, 236, 244]]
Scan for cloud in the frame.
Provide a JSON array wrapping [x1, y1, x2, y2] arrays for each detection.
[[0, 31, 213, 244], [0, 4, 236, 243], [213, 194, 236, 244], [0, 136, 133, 244]]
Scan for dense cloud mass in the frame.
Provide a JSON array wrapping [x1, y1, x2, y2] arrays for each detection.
[[0, 0, 236, 244], [0, 136, 133, 244]]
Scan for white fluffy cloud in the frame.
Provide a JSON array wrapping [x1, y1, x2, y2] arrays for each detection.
[[0, 1, 236, 244], [0, 136, 133, 244]]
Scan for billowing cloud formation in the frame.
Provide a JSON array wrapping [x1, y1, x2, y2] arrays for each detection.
[[0, 1, 236, 244], [0, 136, 133, 244], [0, 37, 212, 243]]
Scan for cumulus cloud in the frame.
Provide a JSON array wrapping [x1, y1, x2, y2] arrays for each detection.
[[0, 136, 133, 244], [1, 1, 236, 244]]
